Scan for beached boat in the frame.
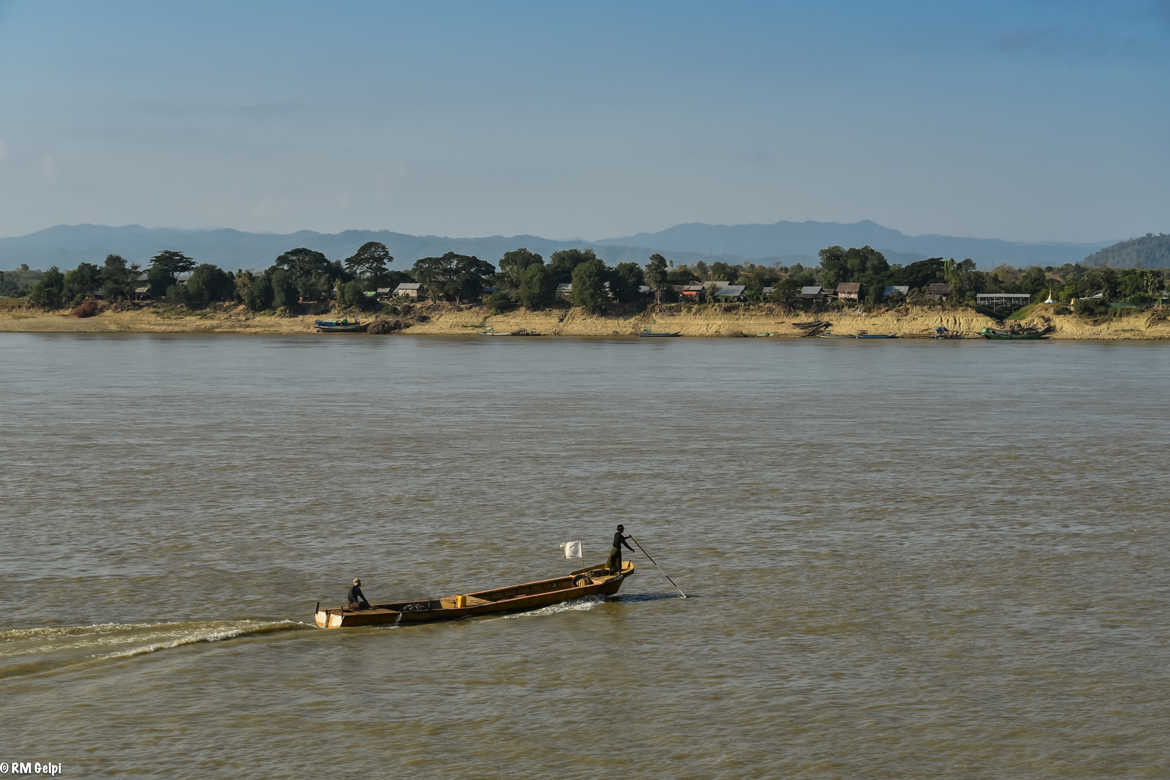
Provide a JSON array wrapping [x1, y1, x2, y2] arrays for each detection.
[[979, 326, 1050, 340], [638, 329, 680, 337], [855, 330, 897, 339], [479, 328, 541, 336], [314, 318, 367, 333], [314, 561, 635, 628]]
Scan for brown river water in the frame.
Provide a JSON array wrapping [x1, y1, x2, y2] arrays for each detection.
[[2, 333, 1169, 778]]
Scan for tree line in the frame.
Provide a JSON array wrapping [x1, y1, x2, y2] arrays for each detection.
[[8, 241, 1170, 314]]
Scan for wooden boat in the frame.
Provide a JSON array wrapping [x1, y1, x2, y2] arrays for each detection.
[[479, 328, 541, 336], [855, 330, 897, 339], [638, 329, 680, 337], [314, 561, 635, 628], [314, 318, 367, 333], [979, 326, 1050, 340]]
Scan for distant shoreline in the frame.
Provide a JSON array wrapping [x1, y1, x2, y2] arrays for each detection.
[[2, 303, 1169, 341]]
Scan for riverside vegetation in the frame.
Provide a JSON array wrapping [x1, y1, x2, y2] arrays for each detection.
[[2, 242, 1169, 338]]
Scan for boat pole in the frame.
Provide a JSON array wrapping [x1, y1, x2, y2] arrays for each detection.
[[628, 536, 687, 598]]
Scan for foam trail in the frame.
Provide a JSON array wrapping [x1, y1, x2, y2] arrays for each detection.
[[500, 596, 604, 619], [0, 620, 310, 679]]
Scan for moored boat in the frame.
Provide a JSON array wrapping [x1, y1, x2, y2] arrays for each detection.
[[638, 329, 680, 337], [979, 326, 1050, 340], [314, 318, 367, 333], [855, 330, 897, 339], [314, 561, 635, 628]]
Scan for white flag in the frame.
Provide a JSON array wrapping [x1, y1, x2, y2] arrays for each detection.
[[561, 540, 583, 559]]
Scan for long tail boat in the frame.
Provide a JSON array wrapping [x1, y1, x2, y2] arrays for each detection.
[[314, 318, 367, 333], [314, 561, 635, 628], [979, 326, 1050, 340]]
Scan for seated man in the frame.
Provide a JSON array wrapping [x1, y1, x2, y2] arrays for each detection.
[[347, 577, 371, 610]]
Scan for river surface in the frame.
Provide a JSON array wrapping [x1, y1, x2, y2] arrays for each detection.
[[2, 333, 1169, 778]]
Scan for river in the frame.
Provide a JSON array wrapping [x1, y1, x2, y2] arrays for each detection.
[[2, 333, 1168, 777]]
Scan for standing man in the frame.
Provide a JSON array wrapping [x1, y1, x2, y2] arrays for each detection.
[[347, 577, 371, 610], [607, 524, 634, 574]]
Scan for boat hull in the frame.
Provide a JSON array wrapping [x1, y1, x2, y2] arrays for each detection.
[[980, 327, 1047, 340], [314, 562, 635, 628]]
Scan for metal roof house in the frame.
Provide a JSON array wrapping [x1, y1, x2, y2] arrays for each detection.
[[713, 284, 746, 300], [393, 282, 423, 299], [800, 285, 827, 299], [976, 292, 1032, 310]]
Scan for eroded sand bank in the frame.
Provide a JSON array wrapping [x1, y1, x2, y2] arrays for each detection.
[[2, 303, 1168, 340]]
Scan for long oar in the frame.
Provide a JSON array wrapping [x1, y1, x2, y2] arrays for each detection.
[[628, 535, 687, 598]]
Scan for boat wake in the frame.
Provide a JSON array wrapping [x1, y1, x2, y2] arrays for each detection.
[[0, 619, 310, 679], [499, 596, 604, 620]]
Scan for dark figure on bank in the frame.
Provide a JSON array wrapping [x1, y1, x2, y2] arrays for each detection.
[[607, 524, 634, 574], [347, 577, 370, 610]]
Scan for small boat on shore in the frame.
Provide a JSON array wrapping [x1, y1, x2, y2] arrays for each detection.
[[980, 326, 1050, 340], [638, 328, 680, 337], [314, 318, 367, 333], [480, 327, 541, 336], [855, 330, 897, 339], [314, 561, 635, 628]]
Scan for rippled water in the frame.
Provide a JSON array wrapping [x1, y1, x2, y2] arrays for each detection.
[[2, 333, 1169, 777]]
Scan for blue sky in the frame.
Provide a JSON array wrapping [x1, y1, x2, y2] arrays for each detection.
[[0, 0, 1167, 242]]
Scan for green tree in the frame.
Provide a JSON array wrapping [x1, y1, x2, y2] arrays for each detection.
[[411, 252, 495, 302], [818, 246, 848, 289], [269, 269, 299, 310], [516, 263, 555, 309], [890, 257, 944, 289], [571, 259, 609, 314], [644, 253, 669, 303], [62, 262, 103, 304], [769, 277, 802, 306], [549, 249, 599, 284], [243, 273, 274, 311], [337, 279, 368, 309], [344, 242, 393, 285], [498, 248, 544, 288], [709, 261, 738, 283], [147, 250, 196, 297], [101, 255, 136, 302], [185, 264, 235, 307], [609, 262, 645, 304], [485, 290, 516, 314], [271, 247, 337, 301], [28, 267, 65, 309]]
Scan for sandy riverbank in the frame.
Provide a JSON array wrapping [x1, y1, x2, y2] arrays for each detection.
[[1, 302, 1168, 340]]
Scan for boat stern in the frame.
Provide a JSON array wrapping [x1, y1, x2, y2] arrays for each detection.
[[314, 604, 346, 629]]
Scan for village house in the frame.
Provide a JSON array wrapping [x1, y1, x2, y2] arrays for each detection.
[[800, 285, 829, 301], [555, 283, 573, 300], [925, 283, 951, 301], [976, 292, 1032, 310], [679, 284, 705, 299], [713, 284, 746, 301], [836, 282, 861, 301], [393, 282, 423, 299]]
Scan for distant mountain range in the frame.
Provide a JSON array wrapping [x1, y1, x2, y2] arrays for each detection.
[[0, 220, 1123, 272], [1082, 233, 1170, 269]]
